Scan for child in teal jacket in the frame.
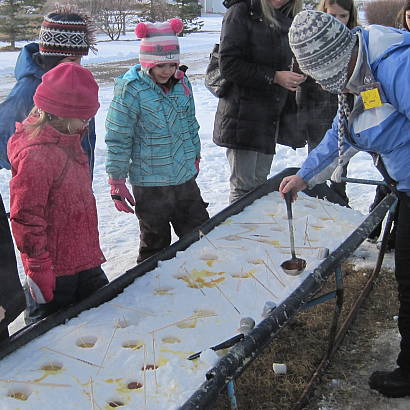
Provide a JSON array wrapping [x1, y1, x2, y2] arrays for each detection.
[[105, 19, 209, 263]]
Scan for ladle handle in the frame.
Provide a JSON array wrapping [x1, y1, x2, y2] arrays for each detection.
[[284, 190, 297, 260]]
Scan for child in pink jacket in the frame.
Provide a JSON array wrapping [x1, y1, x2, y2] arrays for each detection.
[[7, 63, 108, 324]]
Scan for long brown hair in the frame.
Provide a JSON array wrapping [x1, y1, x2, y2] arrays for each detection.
[[397, 0, 410, 31], [317, 0, 359, 30]]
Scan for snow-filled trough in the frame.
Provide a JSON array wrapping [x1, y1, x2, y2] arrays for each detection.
[[0, 168, 395, 410]]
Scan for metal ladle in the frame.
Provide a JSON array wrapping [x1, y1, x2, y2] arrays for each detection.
[[281, 190, 307, 276]]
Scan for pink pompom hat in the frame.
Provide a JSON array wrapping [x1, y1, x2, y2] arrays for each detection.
[[135, 18, 183, 71]]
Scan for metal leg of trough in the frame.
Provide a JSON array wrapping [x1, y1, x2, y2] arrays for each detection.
[[325, 264, 344, 358], [299, 265, 344, 356], [227, 380, 238, 410]]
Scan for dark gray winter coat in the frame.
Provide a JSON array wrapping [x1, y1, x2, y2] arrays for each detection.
[[213, 0, 302, 154]]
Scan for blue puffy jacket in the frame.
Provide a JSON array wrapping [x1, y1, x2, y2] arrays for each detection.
[[0, 43, 96, 175], [105, 64, 200, 186], [297, 25, 410, 198]]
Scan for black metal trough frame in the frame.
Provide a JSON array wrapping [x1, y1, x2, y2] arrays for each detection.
[[180, 185, 396, 410], [0, 168, 395, 406]]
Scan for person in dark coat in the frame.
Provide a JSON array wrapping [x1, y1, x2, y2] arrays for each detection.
[[213, 0, 305, 204], [296, 0, 359, 205], [0, 194, 25, 342]]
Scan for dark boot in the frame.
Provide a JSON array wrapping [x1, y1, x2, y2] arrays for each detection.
[[369, 368, 410, 398]]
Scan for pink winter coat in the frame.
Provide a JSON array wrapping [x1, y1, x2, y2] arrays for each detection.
[[7, 117, 106, 277]]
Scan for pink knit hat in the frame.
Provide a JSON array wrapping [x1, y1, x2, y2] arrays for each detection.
[[135, 18, 183, 71], [33, 62, 100, 119]]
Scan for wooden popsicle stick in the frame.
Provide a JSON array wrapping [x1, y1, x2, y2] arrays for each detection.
[[260, 259, 285, 288], [97, 320, 119, 375], [0, 378, 71, 387], [214, 283, 240, 314], [108, 303, 157, 317], [317, 197, 336, 221], [42, 347, 101, 368], [182, 266, 206, 296], [199, 230, 218, 249], [248, 272, 277, 299]]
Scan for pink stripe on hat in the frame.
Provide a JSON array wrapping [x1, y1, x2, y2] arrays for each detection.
[[135, 19, 183, 71]]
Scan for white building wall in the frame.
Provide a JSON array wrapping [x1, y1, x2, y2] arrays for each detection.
[[200, 0, 226, 14]]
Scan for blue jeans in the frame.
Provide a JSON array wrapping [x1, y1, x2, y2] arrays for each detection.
[[226, 148, 274, 204]]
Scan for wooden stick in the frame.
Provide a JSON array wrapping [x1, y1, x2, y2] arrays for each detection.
[[182, 266, 206, 296], [300, 195, 338, 210], [214, 283, 240, 314], [0, 378, 71, 387], [304, 217, 314, 252], [199, 230, 218, 249], [225, 234, 276, 246], [266, 252, 285, 287], [143, 344, 147, 406], [275, 245, 321, 249], [317, 197, 336, 221], [47, 322, 88, 346], [248, 272, 277, 299], [90, 377, 95, 410], [97, 320, 120, 375], [109, 303, 157, 317], [152, 335, 158, 393], [261, 259, 285, 288], [83, 391, 103, 410], [232, 222, 276, 225], [150, 311, 217, 334], [270, 216, 286, 232], [42, 347, 101, 368]]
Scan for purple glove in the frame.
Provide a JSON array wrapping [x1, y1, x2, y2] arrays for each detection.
[[26, 252, 55, 304], [109, 178, 135, 214]]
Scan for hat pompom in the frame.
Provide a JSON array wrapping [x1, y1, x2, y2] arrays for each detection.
[[169, 18, 183, 35], [135, 22, 148, 39]]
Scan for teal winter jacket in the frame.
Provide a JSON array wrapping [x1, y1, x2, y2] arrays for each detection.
[[105, 65, 200, 186]]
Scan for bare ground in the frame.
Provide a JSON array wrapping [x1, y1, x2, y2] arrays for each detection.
[[213, 259, 410, 410]]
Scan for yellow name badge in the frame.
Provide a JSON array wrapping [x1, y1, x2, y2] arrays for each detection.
[[361, 88, 382, 109]]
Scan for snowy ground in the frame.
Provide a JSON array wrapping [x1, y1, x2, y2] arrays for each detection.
[[0, 13, 388, 339]]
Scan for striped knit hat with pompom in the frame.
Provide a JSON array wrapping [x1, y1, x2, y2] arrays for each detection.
[[135, 19, 183, 71]]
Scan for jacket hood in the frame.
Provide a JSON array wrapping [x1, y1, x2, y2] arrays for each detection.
[[8, 117, 86, 165], [223, 0, 250, 9], [15, 43, 45, 82], [122, 63, 143, 82]]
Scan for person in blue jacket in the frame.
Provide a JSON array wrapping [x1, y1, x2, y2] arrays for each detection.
[[279, 10, 410, 398], [105, 19, 209, 264], [0, 5, 98, 175]]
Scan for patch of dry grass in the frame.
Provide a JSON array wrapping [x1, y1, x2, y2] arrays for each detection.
[[213, 262, 398, 409]]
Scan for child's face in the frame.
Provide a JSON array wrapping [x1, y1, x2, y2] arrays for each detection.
[[66, 118, 91, 134], [326, 3, 350, 26], [150, 63, 178, 85], [406, 10, 410, 30]]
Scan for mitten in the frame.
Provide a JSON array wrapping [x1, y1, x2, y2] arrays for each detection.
[[26, 252, 55, 304], [109, 178, 135, 214]]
